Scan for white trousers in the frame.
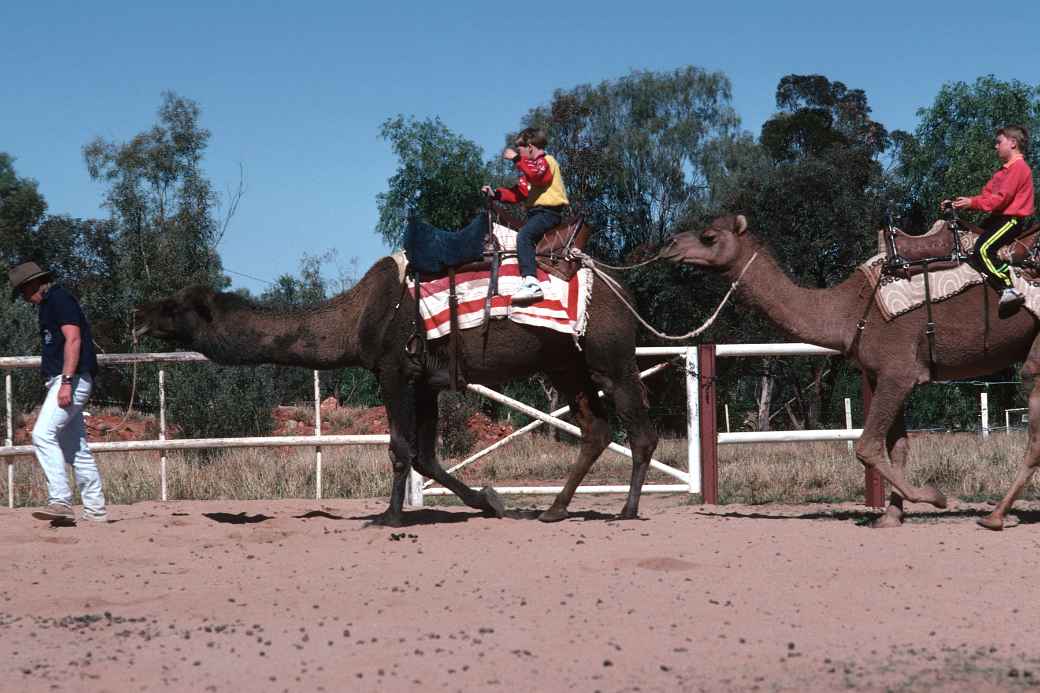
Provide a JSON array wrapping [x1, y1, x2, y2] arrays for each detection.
[[31, 374, 106, 512]]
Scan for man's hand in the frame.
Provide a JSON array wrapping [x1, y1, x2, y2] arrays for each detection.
[[57, 383, 73, 407], [502, 147, 518, 161], [951, 196, 973, 209], [481, 185, 495, 198]]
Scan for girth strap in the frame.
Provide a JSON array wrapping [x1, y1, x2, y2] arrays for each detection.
[[447, 267, 461, 391]]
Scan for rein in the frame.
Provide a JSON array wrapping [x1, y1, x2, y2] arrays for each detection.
[[569, 249, 759, 341]]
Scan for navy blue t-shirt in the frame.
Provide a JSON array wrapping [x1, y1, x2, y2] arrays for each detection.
[[38, 286, 98, 379]]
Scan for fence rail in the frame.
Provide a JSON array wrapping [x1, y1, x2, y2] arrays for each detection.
[[3, 343, 876, 510]]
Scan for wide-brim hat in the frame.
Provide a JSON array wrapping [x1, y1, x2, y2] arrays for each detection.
[[8, 261, 53, 299]]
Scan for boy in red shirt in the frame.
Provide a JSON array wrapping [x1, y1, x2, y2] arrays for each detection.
[[946, 125, 1035, 314], [482, 127, 569, 304]]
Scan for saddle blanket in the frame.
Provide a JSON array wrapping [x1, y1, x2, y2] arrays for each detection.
[[406, 253, 593, 340], [859, 245, 1040, 321]]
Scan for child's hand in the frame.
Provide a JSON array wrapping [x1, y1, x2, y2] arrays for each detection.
[[502, 147, 518, 161]]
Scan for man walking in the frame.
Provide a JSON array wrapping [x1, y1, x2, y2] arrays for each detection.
[[9, 261, 107, 523]]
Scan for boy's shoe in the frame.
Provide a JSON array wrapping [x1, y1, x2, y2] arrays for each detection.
[[999, 287, 1025, 317], [32, 502, 74, 522], [80, 508, 109, 523], [512, 278, 544, 305]]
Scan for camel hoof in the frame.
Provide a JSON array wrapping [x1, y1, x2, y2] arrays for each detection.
[[480, 487, 505, 518], [918, 486, 948, 509], [870, 510, 904, 529], [538, 507, 569, 523], [977, 513, 1005, 532], [366, 510, 405, 527], [617, 506, 640, 521]]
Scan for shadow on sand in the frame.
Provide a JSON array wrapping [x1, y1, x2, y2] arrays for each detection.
[[293, 510, 348, 521], [691, 505, 1040, 528], [203, 512, 273, 525]]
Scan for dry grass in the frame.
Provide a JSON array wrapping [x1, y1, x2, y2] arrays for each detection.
[[1, 431, 1036, 508]]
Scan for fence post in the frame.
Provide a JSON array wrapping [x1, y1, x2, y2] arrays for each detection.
[[861, 373, 885, 507], [980, 390, 990, 439], [5, 372, 12, 508], [314, 370, 322, 501], [844, 397, 854, 455], [159, 369, 167, 501], [698, 343, 718, 504], [685, 347, 701, 497]]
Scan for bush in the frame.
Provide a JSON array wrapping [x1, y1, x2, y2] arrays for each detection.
[[165, 363, 277, 446]]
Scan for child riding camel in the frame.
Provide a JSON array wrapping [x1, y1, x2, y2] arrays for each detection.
[[945, 125, 1035, 314], [482, 127, 569, 304]]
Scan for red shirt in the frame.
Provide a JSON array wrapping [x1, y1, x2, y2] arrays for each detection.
[[970, 157, 1034, 217]]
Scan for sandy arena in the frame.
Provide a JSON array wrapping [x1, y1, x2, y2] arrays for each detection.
[[2, 494, 1040, 692]]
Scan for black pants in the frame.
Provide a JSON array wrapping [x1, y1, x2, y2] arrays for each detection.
[[973, 215, 1025, 290], [517, 207, 563, 278]]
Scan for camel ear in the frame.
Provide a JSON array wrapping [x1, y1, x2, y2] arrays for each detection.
[[734, 215, 748, 235]]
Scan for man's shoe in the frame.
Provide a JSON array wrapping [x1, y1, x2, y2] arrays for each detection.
[[80, 509, 109, 523], [32, 502, 75, 522], [512, 280, 544, 305]]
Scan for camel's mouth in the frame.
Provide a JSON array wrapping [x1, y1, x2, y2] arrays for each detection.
[[659, 233, 701, 264]]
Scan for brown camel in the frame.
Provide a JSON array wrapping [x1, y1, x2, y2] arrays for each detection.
[[661, 214, 1040, 531], [134, 254, 658, 526]]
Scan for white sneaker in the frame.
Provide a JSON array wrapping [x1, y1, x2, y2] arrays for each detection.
[[512, 278, 544, 305], [80, 509, 109, 523], [1000, 288, 1025, 306]]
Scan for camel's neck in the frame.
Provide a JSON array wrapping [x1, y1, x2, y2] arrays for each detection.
[[201, 297, 367, 369], [726, 243, 866, 353]]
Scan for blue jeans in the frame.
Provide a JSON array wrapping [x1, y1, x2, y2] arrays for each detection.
[[31, 374, 106, 513], [517, 208, 562, 278]]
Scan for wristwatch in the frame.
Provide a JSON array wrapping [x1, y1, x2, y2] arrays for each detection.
[[60, 375, 74, 385]]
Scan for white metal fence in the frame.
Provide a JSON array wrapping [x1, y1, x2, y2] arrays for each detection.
[[2, 343, 869, 509]]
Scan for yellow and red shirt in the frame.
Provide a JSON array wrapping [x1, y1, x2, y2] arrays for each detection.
[[494, 154, 569, 208]]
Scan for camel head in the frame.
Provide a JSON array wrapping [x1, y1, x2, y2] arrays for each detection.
[[133, 286, 219, 347], [660, 214, 750, 272]]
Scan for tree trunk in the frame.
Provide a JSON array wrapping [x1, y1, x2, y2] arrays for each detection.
[[756, 373, 773, 432]]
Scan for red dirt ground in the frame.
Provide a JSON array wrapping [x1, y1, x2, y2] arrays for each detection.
[[2, 495, 1040, 692]]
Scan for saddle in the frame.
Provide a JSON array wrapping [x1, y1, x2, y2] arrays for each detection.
[[881, 220, 970, 280], [405, 213, 593, 391]]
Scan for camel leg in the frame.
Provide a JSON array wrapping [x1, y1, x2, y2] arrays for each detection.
[[856, 373, 948, 511], [872, 410, 910, 529], [597, 367, 658, 520], [539, 373, 612, 523], [979, 356, 1040, 530], [410, 385, 505, 518], [369, 379, 421, 527]]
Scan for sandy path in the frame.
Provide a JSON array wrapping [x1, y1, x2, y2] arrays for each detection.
[[2, 495, 1039, 692]]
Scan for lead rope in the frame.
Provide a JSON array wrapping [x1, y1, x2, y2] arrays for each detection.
[[569, 249, 759, 341], [96, 311, 139, 433]]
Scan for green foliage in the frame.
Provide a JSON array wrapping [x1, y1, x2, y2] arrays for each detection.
[[0, 153, 48, 265], [522, 67, 741, 259], [376, 116, 491, 247], [165, 362, 277, 443], [338, 368, 380, 407], [83, 91, 225, 311], [897, 75, 1040, 222]]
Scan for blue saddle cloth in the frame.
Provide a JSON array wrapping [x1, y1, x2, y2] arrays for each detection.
[[403, 213, 489, 274]]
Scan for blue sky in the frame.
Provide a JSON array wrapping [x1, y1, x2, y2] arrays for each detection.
[[3, 0, 1038, 294]]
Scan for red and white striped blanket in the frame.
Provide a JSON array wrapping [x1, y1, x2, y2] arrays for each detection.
[[405, 225, 593, 340]]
